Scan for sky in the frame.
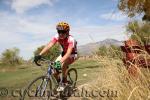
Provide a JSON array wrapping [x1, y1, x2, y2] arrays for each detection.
[[0, 0, 130, 60]]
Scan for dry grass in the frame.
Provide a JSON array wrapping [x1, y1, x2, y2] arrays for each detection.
[[76, 48, 150, 100]]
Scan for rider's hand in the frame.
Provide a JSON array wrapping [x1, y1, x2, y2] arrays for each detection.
[[54, 61, 61, 70], [34, 55, 42, 63]]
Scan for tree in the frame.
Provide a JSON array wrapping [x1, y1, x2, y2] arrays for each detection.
[[126, 21, 150, 45], [96, 46, 108, 57], [118, 0, 150, 21], [96, 45, 123, 59], [34, 43, 61, 60], [1, 47, 22, 65], [118, 0, 150, 45]]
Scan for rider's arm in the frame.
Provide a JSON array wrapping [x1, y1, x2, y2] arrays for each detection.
[[39, 41, 55, 55], [39, 35, 58, 55], [60, 47, 73, 63]]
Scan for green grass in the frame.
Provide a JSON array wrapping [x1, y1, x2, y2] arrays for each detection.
[[0, 68, 41, 88], [70, 58, 102, 85]]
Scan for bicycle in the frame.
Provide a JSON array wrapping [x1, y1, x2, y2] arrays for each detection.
[[20, 58, 78, 100]]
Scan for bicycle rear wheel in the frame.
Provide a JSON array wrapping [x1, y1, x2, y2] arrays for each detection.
[[66, 68, 78, 88], [20, 75, 52, 100], [62, 68, 77, 97]]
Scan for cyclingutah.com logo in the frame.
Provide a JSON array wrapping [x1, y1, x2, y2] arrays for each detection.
[[0, 87, 118, 98]]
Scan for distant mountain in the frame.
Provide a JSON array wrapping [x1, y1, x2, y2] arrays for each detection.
[[78, 39, 123, 56], [97, 39, 123, 46]]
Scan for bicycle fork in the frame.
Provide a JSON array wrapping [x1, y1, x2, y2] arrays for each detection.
[[36, 78, 48, 97]]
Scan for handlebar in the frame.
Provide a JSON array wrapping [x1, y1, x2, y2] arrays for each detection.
[[34, 57, 54, 66]]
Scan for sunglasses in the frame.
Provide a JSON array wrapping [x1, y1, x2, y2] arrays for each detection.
[[57, 30, 67, 34]]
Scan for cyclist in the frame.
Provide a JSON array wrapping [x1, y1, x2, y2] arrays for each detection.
[[34, 22, 78, 84]]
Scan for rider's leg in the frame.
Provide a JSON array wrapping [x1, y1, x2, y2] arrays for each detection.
[[53, 72, 60, 83], [61, 56, 75, 83], [61, 62, 69, 83]]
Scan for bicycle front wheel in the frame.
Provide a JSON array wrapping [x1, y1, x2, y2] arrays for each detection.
[[20, 75, 52, 100]]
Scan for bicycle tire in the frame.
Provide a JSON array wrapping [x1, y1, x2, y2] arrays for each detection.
[[20, 75, 52, 100], [66, 68, 78, 88], [62, 68, 77, 98]]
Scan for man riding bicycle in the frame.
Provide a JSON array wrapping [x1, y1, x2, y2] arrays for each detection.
[[34, 22, 78, 84]]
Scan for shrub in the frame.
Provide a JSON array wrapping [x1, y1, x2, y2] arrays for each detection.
[[1, 47, 23, 65]]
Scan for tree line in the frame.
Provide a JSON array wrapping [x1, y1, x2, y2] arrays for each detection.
[[0, 44, 60, 65]]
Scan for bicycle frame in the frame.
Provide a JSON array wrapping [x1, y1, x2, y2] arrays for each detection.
[[36, 60, 64, 96], [47, 63, 59, 87]]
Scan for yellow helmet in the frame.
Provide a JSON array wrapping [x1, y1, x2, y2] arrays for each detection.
[[56, 22, 70, 31]]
